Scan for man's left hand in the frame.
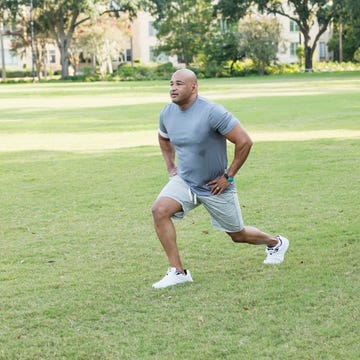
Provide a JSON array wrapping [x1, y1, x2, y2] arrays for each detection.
[[206, 176, 232, 195]]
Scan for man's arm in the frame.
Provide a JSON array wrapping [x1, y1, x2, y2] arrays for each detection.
[[225, 123, 253, 178], [158, 133, 177, 176], [207, 123, 253, 194]]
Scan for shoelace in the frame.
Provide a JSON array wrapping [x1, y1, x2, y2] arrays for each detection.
[[166, 268, 183, 276], [267, 239, 282, 254]]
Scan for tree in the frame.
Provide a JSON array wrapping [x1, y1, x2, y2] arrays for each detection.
[[296, 44, 305, 66], [238, 16, 281, 75], [150, 0, 214, 66], [328, 22, 360, 62], [73, 16, 129, 79], [328, 0, 360, 62], [37, 0, 100, 79], [202, 21, 243, 75], [0, 19, 6, 80], [0, 0, 23, 80], [29, 0, 138, 79], [8, 9, 55, 80], [0, 0, 142, 78], [216, 0, 338, 72], [214, 0, 252, 20], [354, 48, 360, 63]]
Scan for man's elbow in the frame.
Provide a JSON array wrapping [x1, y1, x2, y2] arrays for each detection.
[[245, 135, 253, 149]]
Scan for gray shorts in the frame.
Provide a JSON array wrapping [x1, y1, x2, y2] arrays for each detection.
[[157, 175, 244, 232]]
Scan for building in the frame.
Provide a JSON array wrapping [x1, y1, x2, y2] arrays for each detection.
[[272, 11, 333, 64], [129, 9, 333, 66], [0, 21, 60, 75], [0, 5, 333, 75], [118, 8, 334, 66]]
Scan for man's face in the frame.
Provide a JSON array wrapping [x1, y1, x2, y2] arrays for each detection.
[[169, 71, 197, 108]]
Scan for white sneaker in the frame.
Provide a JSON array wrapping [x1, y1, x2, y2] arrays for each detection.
[[152, 267, 193, 289], [264, 235, 289, 264]]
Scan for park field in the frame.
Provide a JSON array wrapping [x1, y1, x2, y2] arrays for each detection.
[[0, 72, 359, 359]]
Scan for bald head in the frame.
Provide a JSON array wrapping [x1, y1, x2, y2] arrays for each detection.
[[172, 69, 198, 83], [169, 69, 198, 110]]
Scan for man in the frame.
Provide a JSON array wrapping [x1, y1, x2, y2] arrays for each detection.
[[151, 69, 289, 289]]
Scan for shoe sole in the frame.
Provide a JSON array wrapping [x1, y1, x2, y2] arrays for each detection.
[[152, 272, 193, 289], [152, 278, 193, 289]]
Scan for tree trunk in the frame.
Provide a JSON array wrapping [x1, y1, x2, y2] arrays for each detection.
[[60, 42, 69, 79], [302, 21, 329, 73], [302, 24, 313, 72], [304, 45, 313, 72], [258, 61, 265, 75], [339, 21, 343, 63], [0, 22, 6, 81], [46, 8, 80, 79]]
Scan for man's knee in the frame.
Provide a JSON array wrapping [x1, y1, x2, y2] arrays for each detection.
[[227, 228, 246, 243], [151, 198, 180, 222], [151, 201, 166, 221]]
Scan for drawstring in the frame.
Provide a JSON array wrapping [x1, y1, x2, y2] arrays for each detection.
[[188, 188, 197, 205]]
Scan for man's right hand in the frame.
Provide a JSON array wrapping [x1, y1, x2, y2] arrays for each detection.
[[168, 167, 177, 177]]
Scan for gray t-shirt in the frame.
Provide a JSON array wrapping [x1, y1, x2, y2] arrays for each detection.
[[159, 96, 239, 195]]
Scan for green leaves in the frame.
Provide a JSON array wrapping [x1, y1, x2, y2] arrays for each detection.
[[238, 17, 281, 75], [153, 0, 214, 65]]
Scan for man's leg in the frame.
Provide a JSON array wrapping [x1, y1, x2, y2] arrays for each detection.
[[151, 196, 184, 272], [227, 226, 278, 247], [200, 190, 289, 264], [227, 226, 289, 264]]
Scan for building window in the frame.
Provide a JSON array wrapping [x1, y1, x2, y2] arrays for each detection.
[[290, 20, 299, 32], [217, 18, 230, 32], [148, 21, 157, 37], [156, 53, 169, 64], [5, 50, 19, 65], [149, 46, 155, 62], [47, 50, 56, 64], [290, 42, 299, 56], [126, 49, 132, 62], [319, 42, 326, 60]]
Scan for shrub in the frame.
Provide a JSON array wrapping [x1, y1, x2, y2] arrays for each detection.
[[313, 61, 360, 72], [154, 62, 177, 79], [113, 63, 178, 81], [265, 63, 301, 75], [5, 70, 34, 78], [229, 59, 258, 77], [115, 65, 156, 81], [353, 48, 360, 63], [62, 72, 100, 82], [114, 65, 138, 80], [3, 60, 360, 84]]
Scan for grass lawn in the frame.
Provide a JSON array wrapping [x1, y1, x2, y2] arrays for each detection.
[[0, 72, 359, 359]]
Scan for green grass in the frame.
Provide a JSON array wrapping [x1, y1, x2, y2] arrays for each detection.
[[1, 71, 360, 134], [0, 73, 359, 359]]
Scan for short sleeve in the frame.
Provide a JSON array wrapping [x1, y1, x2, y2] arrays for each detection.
[[159, 107, 169, 138], [209, 104, 238, 135]]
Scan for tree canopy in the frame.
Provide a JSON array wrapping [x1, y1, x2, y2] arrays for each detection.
[[238, 16, 281, 75], [152, 0, 214, 65], [36, 0, 139, 78], [2, 0, 360, 79], [216, 0, 338, 71], [1, 0, 140, 78], [328, 0, 360, 62]]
